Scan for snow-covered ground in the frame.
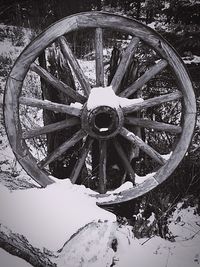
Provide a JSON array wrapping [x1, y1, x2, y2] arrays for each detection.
[[0, 179, 200, 267], [0, 248, 32, 267], [0, 179, 115, 252], [0, 23, 200, 267]]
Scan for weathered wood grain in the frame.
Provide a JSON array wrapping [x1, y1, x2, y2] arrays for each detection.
[[19, 96, 81, 117], [96, 176, 159, 205], [113, 139, 135, 184], [30, 63, 86, 103], [39, 130, 86, 168], [0, 224, 56, 267], [111, 37, 140, 93], [58, 36, 91, 96], [125, 117, 182, 134], [154, 112, 196, 184], [70, 137, 93, 184], [95, 28, 104, 86], [22, 117, 80, 139], [7, 12, 196, 113], [4, 78, 54, 187], [123, 91, 182, 114], [120, 127, 166, 165], [4, 78, 23, 153], [99, 140, 107, 194], [120, 59, 168, 98]]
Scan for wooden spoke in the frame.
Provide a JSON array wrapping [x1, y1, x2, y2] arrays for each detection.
[[38, 130, 86, 168], [19, 97, 81, 117], [125, 117, 182, 134], [111, 37, 140, 93], [99, 140, 107, 194], [123, 91, 182, 114], [95, 28, 104, 86], [70, 137, 93, 184], [120, 127, 166, 166], [22, 117, 80, 139], [120, 59, 168, 98], [30, 63, 86, 104], [58, 36, 91, 96], [113, 139, 135, 184]]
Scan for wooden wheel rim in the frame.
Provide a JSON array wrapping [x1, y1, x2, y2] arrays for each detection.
[[4, 12, 196, 205]]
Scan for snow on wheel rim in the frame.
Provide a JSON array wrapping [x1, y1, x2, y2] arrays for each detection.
[[3, 12, 196, 205]]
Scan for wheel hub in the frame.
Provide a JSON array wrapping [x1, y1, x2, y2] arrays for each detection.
[[82, 89, 124, 139]]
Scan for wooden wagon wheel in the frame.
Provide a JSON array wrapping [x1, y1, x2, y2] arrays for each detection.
[[4, 12, 196, 205]]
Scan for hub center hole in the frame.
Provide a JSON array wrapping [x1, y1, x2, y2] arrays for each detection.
[[94, 112, 113, 132]]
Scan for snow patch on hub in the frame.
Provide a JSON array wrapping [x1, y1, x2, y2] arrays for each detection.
[[87, 86, 143, 110]]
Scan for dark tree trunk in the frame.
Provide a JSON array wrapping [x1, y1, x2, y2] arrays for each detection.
[[35, 1, 94, 180], [136, 0, 141, 20], [39, 45, 81, 179]]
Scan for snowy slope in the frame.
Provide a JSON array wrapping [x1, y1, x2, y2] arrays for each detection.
[[0, 180, 200, 267]]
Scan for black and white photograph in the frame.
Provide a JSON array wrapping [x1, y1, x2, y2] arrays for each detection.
[[0, 0, 200, 266]]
